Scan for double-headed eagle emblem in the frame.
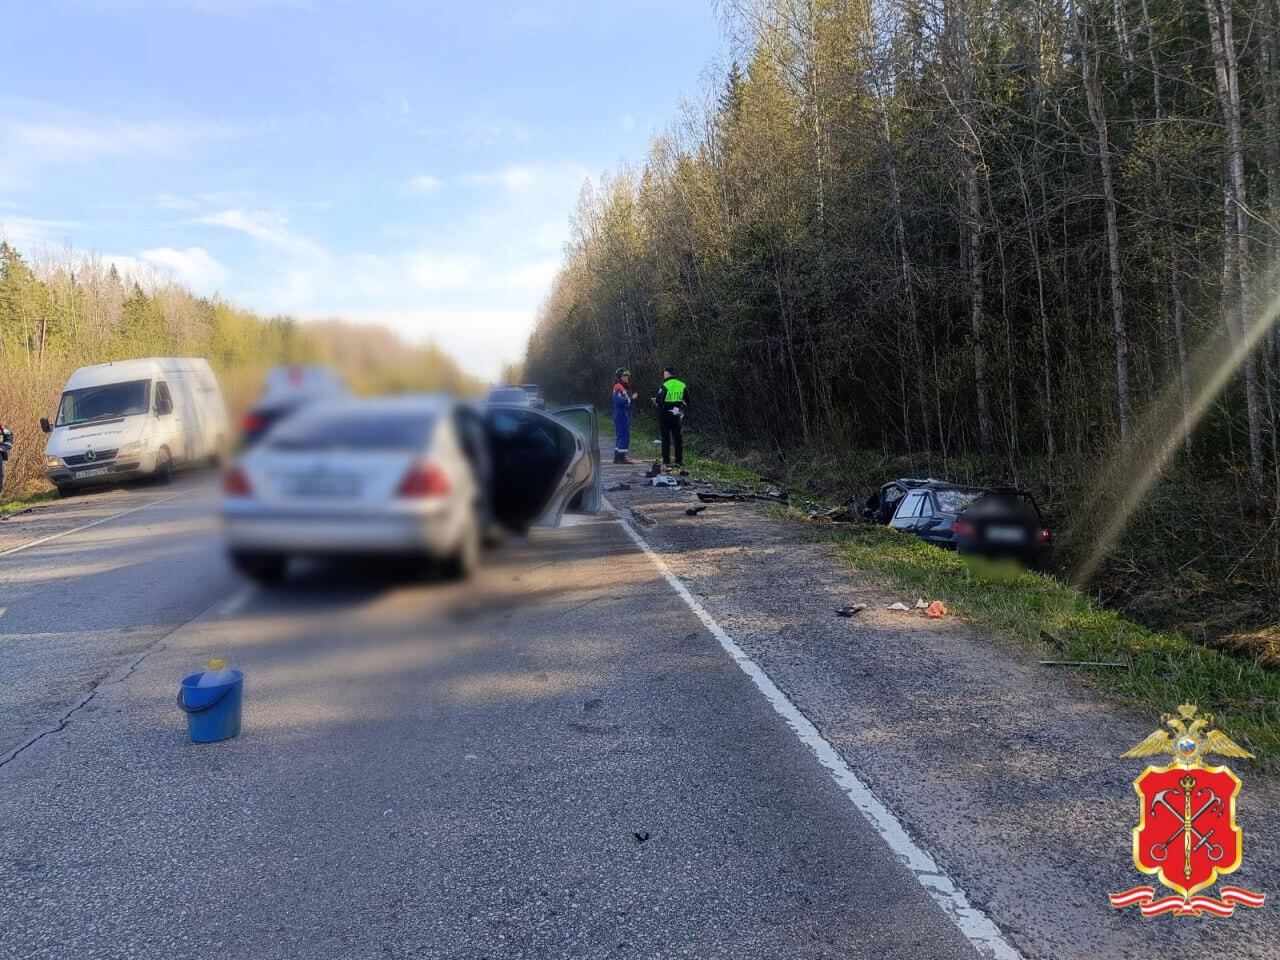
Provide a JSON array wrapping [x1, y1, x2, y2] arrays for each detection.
[[1120, 703, 1253, 766]]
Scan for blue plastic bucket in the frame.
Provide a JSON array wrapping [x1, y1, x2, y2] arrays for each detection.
[[177, 670, 244, 743]]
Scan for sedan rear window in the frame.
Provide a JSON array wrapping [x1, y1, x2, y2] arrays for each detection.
[[934, 489, 984, 513], [268, 411, 437, 451]]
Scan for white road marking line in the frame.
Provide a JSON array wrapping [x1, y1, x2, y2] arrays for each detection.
[[0, 492, 185, 559], [609, 503, 1024, 960], [216, 584, 257, 617]]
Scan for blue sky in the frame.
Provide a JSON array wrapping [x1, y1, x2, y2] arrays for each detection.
[[0, 0, 723, 378]]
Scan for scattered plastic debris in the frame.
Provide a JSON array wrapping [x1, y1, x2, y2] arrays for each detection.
[[836, 604, 866, 617], [651, 475, 679, 487], [914, 598, 929, 609], [887, 601, 910, 611], [925, 600, 948, 619]]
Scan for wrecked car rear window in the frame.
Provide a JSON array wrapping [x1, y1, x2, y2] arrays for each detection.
[[934, 489, 984, 513]]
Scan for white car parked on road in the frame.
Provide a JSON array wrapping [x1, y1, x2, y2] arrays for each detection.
[[40, 357, 230, 494]]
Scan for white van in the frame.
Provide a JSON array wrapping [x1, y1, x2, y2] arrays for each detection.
[[40, 357, 230, 493]]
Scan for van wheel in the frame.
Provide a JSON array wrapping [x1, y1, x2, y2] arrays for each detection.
[[230, 550, 287, 584], [442, 517, 481, 580], [55, 484, 76, 498], [153, 448, 173, 485]]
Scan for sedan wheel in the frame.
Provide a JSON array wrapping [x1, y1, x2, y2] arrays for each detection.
[[442, 517, 481, 580]]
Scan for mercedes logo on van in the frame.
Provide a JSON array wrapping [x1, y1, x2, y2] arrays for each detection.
[[84, 448, 96, 462]]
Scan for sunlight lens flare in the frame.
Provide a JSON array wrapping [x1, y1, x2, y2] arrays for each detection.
[[1072, 282, 1280, 586]]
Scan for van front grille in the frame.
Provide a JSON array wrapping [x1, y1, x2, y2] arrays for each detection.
[[64, 449, 118, 466]]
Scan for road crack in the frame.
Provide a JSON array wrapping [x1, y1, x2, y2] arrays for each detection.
[[0, 586, 234, 771]]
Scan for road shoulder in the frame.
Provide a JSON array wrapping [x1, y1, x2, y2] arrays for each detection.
[[602, 455, 1280, 960]]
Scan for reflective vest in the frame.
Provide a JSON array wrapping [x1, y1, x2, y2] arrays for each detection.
[[662, 378, 687, 403]]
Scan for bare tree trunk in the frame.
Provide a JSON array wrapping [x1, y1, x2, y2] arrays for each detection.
[[952, 0, 994, 455], [1170, 272, 1194, 456], [880, 104, 933, 455], [1073, 0, 1131, 440], [1206, 0, 1265, 484], [1018, 163, 1056, 460]]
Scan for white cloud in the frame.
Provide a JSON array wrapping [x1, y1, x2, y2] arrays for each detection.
[[407, 253, 484, 293], [407, 173, 442, 193], [140, 246, 227, 290], [0, 116, 235, 166], [460, 165, 537, 192], [0, 216, 83, 248], [200, 209, 322, 256]]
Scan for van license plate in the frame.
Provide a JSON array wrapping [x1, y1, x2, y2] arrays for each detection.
[[75, 466, 112, 479]]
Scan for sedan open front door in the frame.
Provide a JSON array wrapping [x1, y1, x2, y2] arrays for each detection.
[[486, 405, 599, 531]]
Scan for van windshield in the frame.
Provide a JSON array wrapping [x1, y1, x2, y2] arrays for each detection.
[[56, 379, 152, 426]]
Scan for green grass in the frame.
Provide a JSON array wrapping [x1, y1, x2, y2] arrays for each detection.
[[0, 488, 59, 516]]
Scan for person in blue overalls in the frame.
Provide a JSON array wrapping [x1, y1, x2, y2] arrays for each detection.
[[612, 368, 637, 464]]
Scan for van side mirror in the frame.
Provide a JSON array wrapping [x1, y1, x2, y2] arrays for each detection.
[[155, 396, 173, 416], [39, 417, 51, 434]]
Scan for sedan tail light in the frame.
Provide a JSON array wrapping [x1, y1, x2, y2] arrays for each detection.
[[397, 461, 451, 498], [223, 465, 252, 497], [1038, 527, 1052, 543], [951, 519, 977, 539]]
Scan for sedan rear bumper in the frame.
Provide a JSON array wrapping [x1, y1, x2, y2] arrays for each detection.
[[222, 503, 457, 556]]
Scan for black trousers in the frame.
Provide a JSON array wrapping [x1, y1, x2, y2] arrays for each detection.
[[659, 409, 683, 465]]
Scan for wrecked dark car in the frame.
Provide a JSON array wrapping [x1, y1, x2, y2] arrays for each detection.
[[885, 481, 1052, 569], [887, 482, 987, 549]]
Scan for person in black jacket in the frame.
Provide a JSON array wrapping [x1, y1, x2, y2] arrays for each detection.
[[0, 423, 13, 493], [651, 365, 690, 468]]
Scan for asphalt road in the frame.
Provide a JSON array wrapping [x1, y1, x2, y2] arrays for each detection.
[[0, 475, 983, 959]]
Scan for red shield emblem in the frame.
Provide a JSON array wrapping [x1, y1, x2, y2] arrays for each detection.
[[1133, 765, 1242, 897]]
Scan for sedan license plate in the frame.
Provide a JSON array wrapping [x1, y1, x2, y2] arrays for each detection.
[[75, 466, 112, 479], [286, 474, 361, 497], [985, 525, 1026, 543]]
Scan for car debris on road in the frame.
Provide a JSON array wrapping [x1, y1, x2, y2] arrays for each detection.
[[836, 604, 866, 617], [685, 505, 707, 516]]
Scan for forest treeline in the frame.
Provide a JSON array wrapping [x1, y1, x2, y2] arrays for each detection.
[[0, 240, 481, 495], [525, 0, 1280, 644]]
